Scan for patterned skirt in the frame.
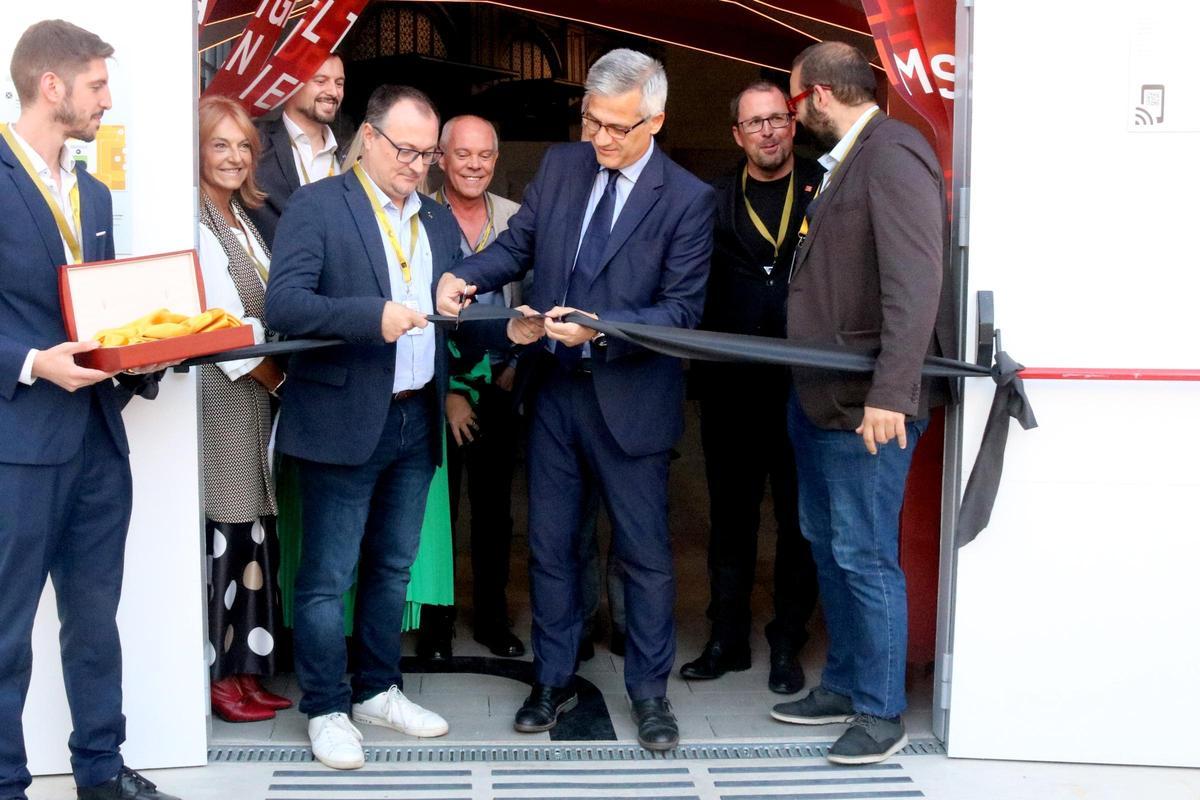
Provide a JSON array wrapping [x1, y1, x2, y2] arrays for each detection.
[[206, 515, 281, 679]]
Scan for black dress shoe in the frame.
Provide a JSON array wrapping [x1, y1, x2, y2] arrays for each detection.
[[609, 629, 626, 658], [78, 767, 180, 799], [768, 648, 806, 695], [474, 625, 525, 658], [417, 620, 453, 663], [631, 697, 679, 751], [514, 684, 578, 732], [679, 640, 750, 680]]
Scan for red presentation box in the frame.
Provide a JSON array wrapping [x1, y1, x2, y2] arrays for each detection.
[[60, 249, 254, 372]]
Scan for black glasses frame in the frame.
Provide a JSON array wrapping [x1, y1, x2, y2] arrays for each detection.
[[372, 125, 443, 165], [581, 113, 649, 141]]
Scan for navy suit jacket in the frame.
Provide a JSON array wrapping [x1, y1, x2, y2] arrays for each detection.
[[455, 141, 715, 457], [247, 116, 351, 247], [264, 169, 462, 467], [0, 136, 130, 466]]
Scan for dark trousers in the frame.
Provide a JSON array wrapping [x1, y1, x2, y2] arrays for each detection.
[[0, 400, 131, 798], [446, 382, 518, 628], [700, 390, 817, 652], [293, 396, 433, 717], [527, 370, 675, 700]]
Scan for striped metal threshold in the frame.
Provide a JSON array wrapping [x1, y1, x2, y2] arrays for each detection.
[[210, 738, 945, 764]]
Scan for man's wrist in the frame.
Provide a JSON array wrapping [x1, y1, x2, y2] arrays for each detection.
[[269, 374, 287, 397]]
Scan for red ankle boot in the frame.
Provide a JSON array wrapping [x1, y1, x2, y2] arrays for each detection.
[[235, 674, 294, 710], [211, 675, 275, 722]]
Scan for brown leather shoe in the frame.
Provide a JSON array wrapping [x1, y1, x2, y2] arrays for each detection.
[[210, 676, 275, 723]]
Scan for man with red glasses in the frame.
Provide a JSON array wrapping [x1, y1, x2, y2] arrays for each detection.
[[769, 42, 954, 765]]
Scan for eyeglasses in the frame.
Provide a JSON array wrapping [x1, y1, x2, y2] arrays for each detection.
[[581, 114, 649, 141], [736, 112, 794, 134], [372, 125, 443, 165], [786, 84, 830, 114]]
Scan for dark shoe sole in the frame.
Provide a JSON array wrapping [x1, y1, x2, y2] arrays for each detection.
[[679, 660, 751, 680], [827, 732, 908, 765], [637, 733, 679, 752], [513, 694, 578, 733]]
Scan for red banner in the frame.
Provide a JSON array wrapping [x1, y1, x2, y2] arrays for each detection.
[[860, 0, 956, 175], [204, 0, 367, 117]]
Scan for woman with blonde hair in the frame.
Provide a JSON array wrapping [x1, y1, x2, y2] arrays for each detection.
[[196, 94, 291, 722]]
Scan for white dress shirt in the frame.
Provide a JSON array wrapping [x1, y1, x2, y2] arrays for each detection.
[[9, 126, 81, 386], [573, 138, 656, 265], [282, 112, 339, 185], [359, 169, 435, 392], [196, 225, 269, 381], [817, 105, 880, 192]]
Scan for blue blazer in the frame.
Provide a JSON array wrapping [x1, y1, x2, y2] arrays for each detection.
[[0, 136, 130, 466], [455, 141, 715, 457], [264, 169, 462, 467]]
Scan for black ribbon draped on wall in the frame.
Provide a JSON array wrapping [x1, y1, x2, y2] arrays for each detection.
[[179, 304, 1036, 547]]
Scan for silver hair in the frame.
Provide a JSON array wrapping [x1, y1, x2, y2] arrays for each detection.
[[584, 48, 667, 117], [439, 115, 499, 151]]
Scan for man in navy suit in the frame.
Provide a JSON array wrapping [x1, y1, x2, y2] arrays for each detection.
[[437, 49, 715, 751], [246, 53, 347, 246], [0, 20, 177, 800], [265, 85, 458, 771]]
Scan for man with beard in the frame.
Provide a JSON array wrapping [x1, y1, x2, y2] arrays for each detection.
[[769, 41, 952, 766], [249, 53, 347, 245], [680, 81, 820, 697], [0, 19, 178, 800]]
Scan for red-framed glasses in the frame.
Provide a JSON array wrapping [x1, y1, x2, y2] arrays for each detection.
[[787, 83, 830, 114]]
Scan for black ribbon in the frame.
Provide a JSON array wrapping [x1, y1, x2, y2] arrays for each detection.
[[179, 303, 1035, 546]]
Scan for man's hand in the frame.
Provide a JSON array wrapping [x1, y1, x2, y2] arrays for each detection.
[[494, 364, 516, 393], [31, 341, 117, 392], [436, 273, 476, 316], [856, 406, 908, 455], [381, 300, 428, 343], [445, 391, 477, 446], [544, 306, 599, 348], [506, 305, 546, 345]]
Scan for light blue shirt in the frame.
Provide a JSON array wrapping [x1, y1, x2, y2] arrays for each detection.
[[361, 170, 436, 393]]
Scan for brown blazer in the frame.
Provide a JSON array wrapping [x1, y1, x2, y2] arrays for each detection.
[[786, 112, 954, 431]]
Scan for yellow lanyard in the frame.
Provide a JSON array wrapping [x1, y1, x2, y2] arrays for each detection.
[[232, 211, 269, 283], [798, 108, 878, 237], [290, 135, 337, 185], [741, 165, 794, 260], [354, 163, 418, 287], [435, 188, 494, 253], [2, 123, 82, 263]]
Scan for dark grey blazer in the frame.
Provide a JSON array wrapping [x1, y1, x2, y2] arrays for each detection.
[[786, 112, 955, 431]]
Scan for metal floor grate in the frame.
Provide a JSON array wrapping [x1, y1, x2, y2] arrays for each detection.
[[210, 738, 945, 764]]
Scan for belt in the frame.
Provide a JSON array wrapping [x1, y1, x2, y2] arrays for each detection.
[[392, 383, 429, 402]]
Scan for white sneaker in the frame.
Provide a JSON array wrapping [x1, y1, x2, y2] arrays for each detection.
[[352, 685, 449, 737], [307, 711, 364, 770]]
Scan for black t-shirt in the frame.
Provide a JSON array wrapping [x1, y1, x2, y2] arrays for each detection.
[[734, 171, 797, 273]]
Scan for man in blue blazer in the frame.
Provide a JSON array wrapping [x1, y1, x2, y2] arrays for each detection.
[[0, 20, 177, 800], [437, 49, 715, 751], [265, 85, 458, 771]]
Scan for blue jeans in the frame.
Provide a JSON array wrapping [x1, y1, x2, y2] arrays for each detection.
[[787, 393, 926, 719], [293, 395, 434, 717]]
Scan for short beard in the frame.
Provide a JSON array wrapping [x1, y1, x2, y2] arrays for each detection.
[[53, 94, 95, 142], [805, 101, 839, 150], [749, 145, 790, 174], [301, 98, 338, 125]]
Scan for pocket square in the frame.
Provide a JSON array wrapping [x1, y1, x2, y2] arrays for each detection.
[[96, 231, 107, 237]]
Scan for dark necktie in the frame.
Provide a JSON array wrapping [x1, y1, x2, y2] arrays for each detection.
[[556, 167, 621, 369]]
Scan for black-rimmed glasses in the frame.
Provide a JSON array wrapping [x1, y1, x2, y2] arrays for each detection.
[[736, 112, 794, 134], [581, 114, 649, 141], [372, 125, 443, 165]]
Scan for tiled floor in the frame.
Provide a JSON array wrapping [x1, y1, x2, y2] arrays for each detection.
[[27, 403, 1200, 797]]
